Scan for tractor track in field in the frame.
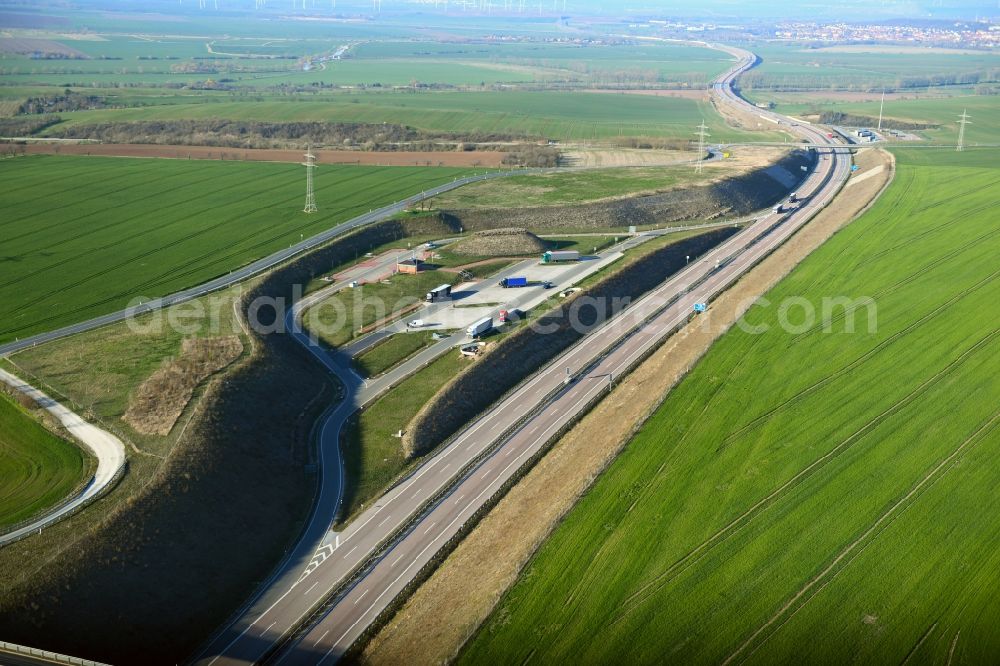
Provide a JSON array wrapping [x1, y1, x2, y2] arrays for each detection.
[[866, 199, 995, 262], [560, 333, 769, 611], [725, 403, 1000, 666], [608, 327, 1000, 628], [788, 229, 1000, 343], [723, 268, 1000, 445]]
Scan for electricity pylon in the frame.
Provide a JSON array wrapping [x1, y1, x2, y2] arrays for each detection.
[[957, 109, 971, 152], [694, 120, 710, 173], [302, 146, 318, 213]]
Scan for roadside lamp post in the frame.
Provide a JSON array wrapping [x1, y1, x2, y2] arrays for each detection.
[[686, 255, 690, 265]]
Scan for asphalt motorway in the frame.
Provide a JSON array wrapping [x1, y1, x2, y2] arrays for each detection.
[[275, 143, 847, 666], [195, 43, 851, 666], [269, 46, 852, 664], [194, 227, 661, 666]]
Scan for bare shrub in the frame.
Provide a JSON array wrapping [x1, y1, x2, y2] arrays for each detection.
[[123, 336, 243, 436]]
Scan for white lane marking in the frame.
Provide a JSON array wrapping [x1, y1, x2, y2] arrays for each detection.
[[345, 545, 357, 557], [312, 629, 330, 648], [423, 521, 437, 535], [391, 552, 406, 567], [304, 582, 318, 596], [377, 515, 392, 528], [354, 589, 369, 605], [454, 494, 465, 504]]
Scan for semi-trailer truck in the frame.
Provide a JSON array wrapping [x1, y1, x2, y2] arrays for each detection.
[[499, 276, 528, 288], [542, 250, 580, 263], [425, 284, 452, 302], [467, 317, 493, 338]]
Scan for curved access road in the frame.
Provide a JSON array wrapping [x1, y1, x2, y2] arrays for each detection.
[[0, 369, 126, 547], [270, 44, 853, 665]]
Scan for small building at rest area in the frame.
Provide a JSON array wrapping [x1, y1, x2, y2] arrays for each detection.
[[397, 258, 423, 274], [542, 249, 580, 263]]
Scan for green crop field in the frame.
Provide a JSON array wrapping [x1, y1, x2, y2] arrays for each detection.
[[2, 34, 729, 88], [463, 148, 1000, 665], [45, 90, 778, 143], [350, 40, 731, 86], [0, 155, 469, 343], [744, 44, 1000, 91], [0, 392, 88, 528]]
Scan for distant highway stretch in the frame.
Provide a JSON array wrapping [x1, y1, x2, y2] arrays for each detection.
[[195, 43, 852, 665]]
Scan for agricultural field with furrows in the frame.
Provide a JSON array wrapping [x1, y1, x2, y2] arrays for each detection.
[[743, 45, 1000, 91], [0, 391, 88, 527], [462, 148, 1000, 665], [0, 155, 469, 343], [44, 90, 777, 143]]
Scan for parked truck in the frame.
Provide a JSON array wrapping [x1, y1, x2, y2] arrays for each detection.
[[498, 276, 528, 288], [467, 316, 493, 338], [425, 283, 452, 302], [542, 250, 580, 263]]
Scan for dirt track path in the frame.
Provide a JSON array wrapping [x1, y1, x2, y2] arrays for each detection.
[[14, 143, 507, 168]]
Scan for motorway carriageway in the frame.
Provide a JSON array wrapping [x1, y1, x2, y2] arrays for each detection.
[[195, 222, 708, 665], [274, 143, 851, 665], [198, 61, 851, 664]]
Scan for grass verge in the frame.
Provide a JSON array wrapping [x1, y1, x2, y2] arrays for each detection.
[[340, 351, 468, 521], [354, 332, 437, 378]]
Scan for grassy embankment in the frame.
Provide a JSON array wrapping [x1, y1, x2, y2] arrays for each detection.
[[340, 352, 468, 520], [463, 148, 1000, 665], [0, 155, 469, 343], [0, 392, 89, 528], [431, 164, 740, 209]]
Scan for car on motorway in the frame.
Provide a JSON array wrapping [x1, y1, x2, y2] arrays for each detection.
[[407, 319, 425, 328]]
